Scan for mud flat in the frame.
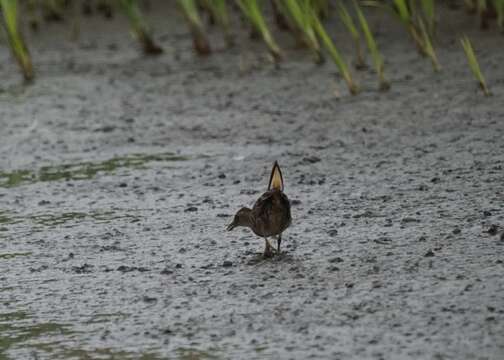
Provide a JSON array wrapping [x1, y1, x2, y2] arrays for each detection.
[[0, 3, 503, 359]]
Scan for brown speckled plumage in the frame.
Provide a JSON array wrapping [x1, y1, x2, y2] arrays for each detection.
[[227, 161, 291, 257]]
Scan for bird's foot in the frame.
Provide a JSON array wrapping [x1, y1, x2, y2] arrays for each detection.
[[263, 244, 277, 258], [263, 247, 275, 258]]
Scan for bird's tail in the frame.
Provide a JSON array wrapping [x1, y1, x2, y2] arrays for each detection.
[[268, 161, 284, 191]]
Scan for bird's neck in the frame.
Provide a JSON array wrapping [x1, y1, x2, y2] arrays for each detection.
[[241, 208, 254, 228]]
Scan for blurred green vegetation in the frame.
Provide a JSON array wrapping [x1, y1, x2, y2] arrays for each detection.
[[0, 0, 497, 95], [0, 152, 188, 188]]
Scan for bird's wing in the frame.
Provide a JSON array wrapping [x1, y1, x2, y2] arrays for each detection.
[[252, 190, 291, 237], [251, 191, 275, 236]]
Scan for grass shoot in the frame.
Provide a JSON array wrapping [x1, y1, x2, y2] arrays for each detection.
[[353, 1, 389, 90], [119, 0, 163, 55], [311, 0, 330, 19], [280, 0, 323, 64], [493, 0, 504, 30], [0, 0, 34, 81], [371, 0, 440, 70], [418, 18, 440, 72], [338, 2, 365, 70], [271, 0, 290, 31], [236, 0, 282, 62], [310, 7, 359, 95], [391, 0, 426, 55], [177, 0, 211, 55], [202, 0, 233, 47], [460, 35, 490, 96], [0, 0, 498, 97], [420, 0, 436, 35]]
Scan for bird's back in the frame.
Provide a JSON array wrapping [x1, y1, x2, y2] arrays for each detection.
[[250, 189, 291, 237]]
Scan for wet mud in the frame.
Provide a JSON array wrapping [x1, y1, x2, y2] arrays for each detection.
[[1, 2, 504, 359]]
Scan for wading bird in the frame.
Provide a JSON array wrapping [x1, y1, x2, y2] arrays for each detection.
[[227, 161, 292, 257]]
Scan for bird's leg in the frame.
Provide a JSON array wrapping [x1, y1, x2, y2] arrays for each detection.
[[267, 238, 278, 254], [263, 237, 274, 258], [277, 234, 282, 254]]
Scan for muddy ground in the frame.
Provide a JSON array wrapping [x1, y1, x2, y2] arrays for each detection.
[[1, 2, 503, 360]]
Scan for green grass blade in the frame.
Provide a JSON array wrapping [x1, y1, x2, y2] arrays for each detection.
[[271, 0, 290, 30], [393, 0, 411, 23], [420, 0, 435, 35], [202, 0, 233, 46], [237, 0, 282, 62], [177, 0, 211, 55], [418, 17, 440, 71], [0, 0, 34, 81], [353, 1, 389, 90], [460, 35, 490, 96], [361, 0, 425, 56], [310, 7, 359, 95], [338, 2, 359, 39], [119, 0, 163, 54], [494, 0, 504, 30], [178, 0, 200, 25], [282, 0, 304, 26], [281, 0, 322, 63], [477, 0, 487, 13], [310, 0, 329, 19], [338, 2, 365, 70]]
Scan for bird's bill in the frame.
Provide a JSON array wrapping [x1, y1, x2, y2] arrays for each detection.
[[226, 221, 237, 231]]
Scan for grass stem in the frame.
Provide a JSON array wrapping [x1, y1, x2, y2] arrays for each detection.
[[281, 0, 323, 63], [237, 0, 282, 62], [178, 0, 211, 55], [1, 0, 34, 81], [119, 0, 163, 55], [310, 7, 359, 95], [353, 1, 390, 90], [204, 0, 233, 46], [460, 35, 490, 96], [338, 2, 365, 70], [418, 17, 440, 72]]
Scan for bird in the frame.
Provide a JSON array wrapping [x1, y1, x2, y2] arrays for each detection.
[[227, 161, 292, 258]]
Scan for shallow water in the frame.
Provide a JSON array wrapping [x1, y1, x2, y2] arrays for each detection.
[[0, 152, 188, 188]]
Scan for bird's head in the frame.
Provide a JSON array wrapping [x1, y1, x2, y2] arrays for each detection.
[[226, 207, 252, 231]]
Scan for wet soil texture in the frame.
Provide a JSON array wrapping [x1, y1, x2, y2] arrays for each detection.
[[1, 3, 503, 360]]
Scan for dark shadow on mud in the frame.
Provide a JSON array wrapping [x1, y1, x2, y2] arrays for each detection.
[[245, 251, 301, 266]]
